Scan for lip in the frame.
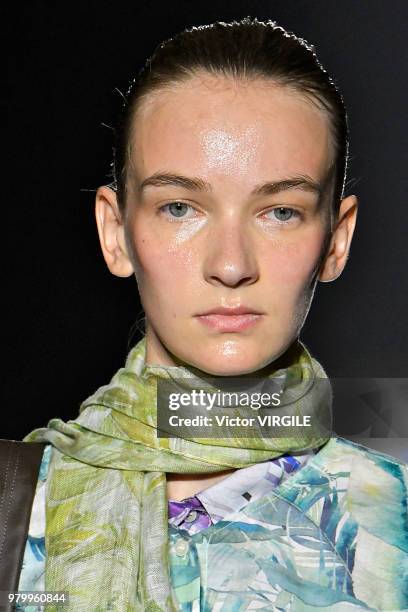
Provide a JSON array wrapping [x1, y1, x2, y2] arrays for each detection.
[[197, 313, 263, 332], [197, 305, 264, 316], [195, 306, 264, 332]]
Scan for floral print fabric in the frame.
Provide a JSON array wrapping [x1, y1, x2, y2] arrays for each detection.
[[168, 450, 315, 535], [19, 448, 314, 598], [168, 436, 408, 611], [19, 437, 408, 611], [22, 335, 332, 611]]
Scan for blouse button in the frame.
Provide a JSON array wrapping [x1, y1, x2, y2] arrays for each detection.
[[184, 510, 197, 523], [175, 538, 189, 557]]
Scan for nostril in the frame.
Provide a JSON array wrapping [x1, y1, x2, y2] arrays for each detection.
[[208, 273, 258, 289]]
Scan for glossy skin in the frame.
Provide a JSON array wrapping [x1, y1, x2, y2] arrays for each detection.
[[96, 73, 358, 379]]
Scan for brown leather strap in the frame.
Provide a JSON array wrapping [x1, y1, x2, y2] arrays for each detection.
[[0, 440, 45, 605]]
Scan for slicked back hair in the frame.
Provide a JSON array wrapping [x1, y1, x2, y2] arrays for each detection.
[[112, 17, 349, 216]]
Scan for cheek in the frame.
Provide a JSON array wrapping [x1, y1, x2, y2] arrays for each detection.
[[263, 231, 325, 295], [129, 232, 199, 297]]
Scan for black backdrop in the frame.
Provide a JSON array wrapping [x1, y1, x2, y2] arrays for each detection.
[[3, 0, 408, 440]]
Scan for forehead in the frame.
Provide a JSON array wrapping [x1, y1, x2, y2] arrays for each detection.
[[129, 74, 334, 188]]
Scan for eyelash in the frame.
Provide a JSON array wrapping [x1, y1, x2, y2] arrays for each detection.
[[158, 201, 302, 223], [158, 202, 198, 222]]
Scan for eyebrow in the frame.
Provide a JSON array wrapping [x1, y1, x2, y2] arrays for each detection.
[[252, 176, 323, 197], [138, 171, 324, 198], [140, 173, 212, 193]]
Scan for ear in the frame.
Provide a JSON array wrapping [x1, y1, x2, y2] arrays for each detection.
[[318, 194, 358, 282], [95, 186, 134, 277]]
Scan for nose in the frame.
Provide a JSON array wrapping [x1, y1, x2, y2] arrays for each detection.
[[202, 216, 259, 288]]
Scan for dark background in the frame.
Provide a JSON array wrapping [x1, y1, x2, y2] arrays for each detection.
[[3, 1, 407, 441]]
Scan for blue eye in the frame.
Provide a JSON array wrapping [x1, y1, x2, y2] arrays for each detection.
[[168, 202, 189, 217], [271, 206, 295, 221], [267, 207, 298, 222], [160, 202, 194, 219]]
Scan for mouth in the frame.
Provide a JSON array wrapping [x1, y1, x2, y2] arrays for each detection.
[[195, 312, 263, 332], [195, 304, 265, 332]]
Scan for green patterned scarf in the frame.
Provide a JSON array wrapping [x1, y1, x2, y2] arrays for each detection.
[[25, 336, 332, 611]]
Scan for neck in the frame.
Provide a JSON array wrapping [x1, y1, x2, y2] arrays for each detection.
[[166, 469, 236, 501]]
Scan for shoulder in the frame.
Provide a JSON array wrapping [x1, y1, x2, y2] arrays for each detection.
[[37, 443, 53, 481], [14, 443, 51, 592], [310, 436, 408, 549], [327, 435, 407, 465], [312, 436, 408, 509], [321, 435, 407, 483]]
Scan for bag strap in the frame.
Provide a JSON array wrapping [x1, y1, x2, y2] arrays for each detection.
[[0, 440, 45, 599]]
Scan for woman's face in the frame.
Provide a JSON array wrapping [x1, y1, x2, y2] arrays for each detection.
[[105, 74, 353, 375]]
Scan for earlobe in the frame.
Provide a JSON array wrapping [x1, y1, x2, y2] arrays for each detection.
[[318, 195, 358, 283], [95, 186, 134, 278]]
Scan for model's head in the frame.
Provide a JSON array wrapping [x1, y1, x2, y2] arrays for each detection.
[[96, 17, 358, 375]]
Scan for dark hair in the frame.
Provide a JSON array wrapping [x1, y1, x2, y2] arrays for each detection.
[[112, 17, 349, 215]]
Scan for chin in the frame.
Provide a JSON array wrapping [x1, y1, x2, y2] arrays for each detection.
[[187, 348, 274, 377], [157, 328, 293, 376], [204, 364, 263, 377]]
